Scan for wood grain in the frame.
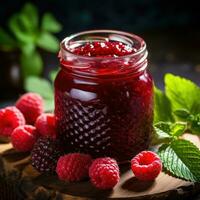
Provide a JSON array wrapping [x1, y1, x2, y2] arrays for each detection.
[[0, 134, 200, 200]]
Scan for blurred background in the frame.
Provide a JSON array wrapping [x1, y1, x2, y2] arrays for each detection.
[[0, 0, 200, 106]]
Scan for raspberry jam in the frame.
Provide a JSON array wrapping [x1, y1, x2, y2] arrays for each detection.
[[55, 30, 153, 161]]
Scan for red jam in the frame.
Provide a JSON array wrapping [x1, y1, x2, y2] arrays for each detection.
[[55, 30, 153, 161], [71, 41, 134, 57]]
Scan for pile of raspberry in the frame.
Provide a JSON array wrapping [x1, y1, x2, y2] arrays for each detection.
[[0, 92, 162, 190]]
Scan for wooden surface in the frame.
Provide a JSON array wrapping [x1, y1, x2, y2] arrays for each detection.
[[0, 134, 200, 200]]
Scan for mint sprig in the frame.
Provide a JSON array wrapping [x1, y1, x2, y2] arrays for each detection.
[[0, 3, 62, 80], [154, 122, 200, 182], [154, 73, 200, 182]]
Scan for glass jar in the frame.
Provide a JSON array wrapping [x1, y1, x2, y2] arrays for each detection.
[[55, 30, 153, 161]]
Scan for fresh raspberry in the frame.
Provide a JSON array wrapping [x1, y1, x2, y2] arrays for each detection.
[[16, 93, 44, 125], [31, 137, 64, 173], [0, 106, 25, 137], [11, 125, 37, 152], [131, 151, 162, 181], [35, 113, 57, 139], [89, 157, 120, 189], [56, 153, 92, 182]]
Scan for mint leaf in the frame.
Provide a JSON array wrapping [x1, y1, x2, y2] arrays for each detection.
[[21, 42, 35, 55], [25, 76, 53, 100], [18, 13, 36, 34], [44, 99, 54, 112], [21, 3, 38, 29], [159, 139, 200, 182], [153, 121, 186, 145], [174, 109, 190, 120], [190, 114, 200, 135], [41, 13, 62, 33], [170, 122, 187, 137], [153, 122, 173, 145], [49, 69, 59, 82], [154, 87, 173, 123], [20, 51, 43, 78], [154, 122, 172, 134], [25, 76, 54, 112], [0, 27, 16, 50], [8, 14, 34, 43], [165, 74, 200, 114], [36, 32, 59, 53]]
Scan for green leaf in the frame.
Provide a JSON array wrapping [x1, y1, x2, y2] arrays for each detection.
[[25, 76, 53, 100], [174, 109, 190, 120], [36, 32, 59, 53], [41, 13, 62, 33], [159, 139, 200, 182], [165, 74, 200, 114], [8, 14, 34, 43], [153, 128, 172, 145], [153, 121, 186, 144], [154, 86, 174, 123], [152, 122, 173, 145], [0, 27, 16, 50], [44, 99, 54, 112], [154, 122, 172, 135], [49, 69, 59, 82], [21, 42, 35, 55], [20, 51, 43, 78], [190, 114, 200, 135], [21, 3, 38, 29], [170, 122, 187, 137]]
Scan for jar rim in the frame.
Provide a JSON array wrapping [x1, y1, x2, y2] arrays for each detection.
[[60, 29, 146, 61]]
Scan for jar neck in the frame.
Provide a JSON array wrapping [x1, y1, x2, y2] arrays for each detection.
[[59, 30, 148, 79]]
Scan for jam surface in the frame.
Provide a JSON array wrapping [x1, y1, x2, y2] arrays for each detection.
[[71, 41, 134, 57], [55, 41, 153, 161]]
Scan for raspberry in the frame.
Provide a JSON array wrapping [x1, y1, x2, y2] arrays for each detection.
[[0, 106, 25, 137], [131, 151, 162, 181], [11, 125, 37, 152], [89, 157, 120, 189], [16, 93, 44, 125], [31, 137, 63, 173], [72, 41, 134, 57], [56, 153, 92, 182], [35, 113, 57, 139]]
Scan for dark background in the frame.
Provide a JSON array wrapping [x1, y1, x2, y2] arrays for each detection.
[[0, 0, 200, 100]]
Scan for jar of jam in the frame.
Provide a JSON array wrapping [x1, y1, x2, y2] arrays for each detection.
[[55, 30, 153, 161]]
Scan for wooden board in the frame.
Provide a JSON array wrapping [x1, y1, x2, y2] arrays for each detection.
[[0, 134, 200, 200]]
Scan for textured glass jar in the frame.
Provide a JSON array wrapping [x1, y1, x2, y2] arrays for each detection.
[[55, 30, 153, 161]]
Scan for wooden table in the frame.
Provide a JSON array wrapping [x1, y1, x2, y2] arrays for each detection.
[[0, 134, 200, 200]]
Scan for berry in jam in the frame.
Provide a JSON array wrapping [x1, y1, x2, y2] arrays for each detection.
[[55, 30, 153, 161], [71, 41, 134, 57]]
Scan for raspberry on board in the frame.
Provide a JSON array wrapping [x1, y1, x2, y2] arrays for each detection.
[[131, 151, 162, 181], [31, 137, 64, 173], [56, 153, 92, 182], [16, 93, 44, 125], [89, 157, 120, 189], [11, 125, 37, 152], [0, 106, 25, 137], [35, 113, 57, 139]]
